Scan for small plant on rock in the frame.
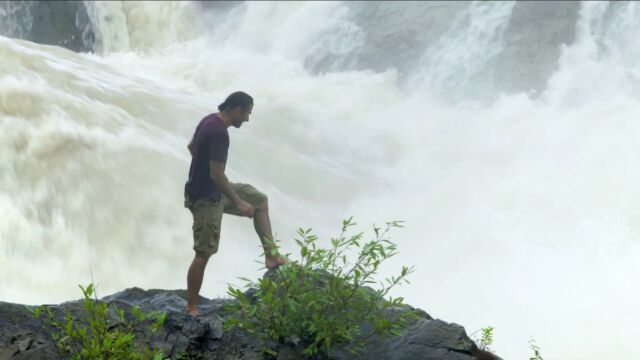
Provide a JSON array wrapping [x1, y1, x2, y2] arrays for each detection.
[[29, 283, 166, 360], [224, 217, 419, 358], [472, 326, 494, 352]]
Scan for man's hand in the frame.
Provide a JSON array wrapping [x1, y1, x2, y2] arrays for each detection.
[[209, 161, 253, 217], [236, 200, 255, 218]]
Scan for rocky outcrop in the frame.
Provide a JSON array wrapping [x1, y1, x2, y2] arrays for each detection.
[[489, 1, 580, 95], [0, 1, 95, 52], [0, 273, 499, 360]]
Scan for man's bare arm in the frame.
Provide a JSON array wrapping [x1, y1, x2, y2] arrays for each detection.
[[210, 161, 254, 217]]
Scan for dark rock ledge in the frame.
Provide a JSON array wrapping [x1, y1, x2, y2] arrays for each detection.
[[0, 273, 500, 360]]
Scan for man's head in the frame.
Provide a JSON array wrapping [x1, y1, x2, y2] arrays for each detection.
[[218, 91, 253, 128]]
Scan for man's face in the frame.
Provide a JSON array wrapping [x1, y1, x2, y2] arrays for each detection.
[[232, 104, 253, 128]]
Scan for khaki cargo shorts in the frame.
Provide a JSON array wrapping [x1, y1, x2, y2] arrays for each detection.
[[184, 183, 267, 258]]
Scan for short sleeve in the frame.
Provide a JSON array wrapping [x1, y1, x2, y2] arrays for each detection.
[[208, 131, 229, 163]]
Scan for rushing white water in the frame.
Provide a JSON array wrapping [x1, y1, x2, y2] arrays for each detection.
[[412, 1, 516, 98], [1, 2, 639, 359]]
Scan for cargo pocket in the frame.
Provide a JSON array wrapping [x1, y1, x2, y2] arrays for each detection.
[[192, 220, 219, 257]]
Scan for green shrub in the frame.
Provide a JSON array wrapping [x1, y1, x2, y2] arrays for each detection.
[[472, 327, 549, 360], [29, 283, 166, 360], [471, 326, 494, 351], [224, 217, 419, 358]]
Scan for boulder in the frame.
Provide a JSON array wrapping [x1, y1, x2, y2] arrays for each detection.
[[0, 274, 500, 360]]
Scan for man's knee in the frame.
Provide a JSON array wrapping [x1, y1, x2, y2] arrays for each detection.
[[195, 251, 214, 262], [256, 197, 268, 212]]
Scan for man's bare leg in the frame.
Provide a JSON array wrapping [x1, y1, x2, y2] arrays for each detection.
[[186, 254, 210, 316], [254, 199, 287, 269]]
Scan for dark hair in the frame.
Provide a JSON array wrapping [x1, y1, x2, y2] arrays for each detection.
[[218, 91, 253, 112]]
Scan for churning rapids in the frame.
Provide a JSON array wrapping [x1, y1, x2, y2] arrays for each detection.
[[1, 2, 639, 359]]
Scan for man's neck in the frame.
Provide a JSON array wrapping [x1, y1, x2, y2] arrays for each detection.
[[217, 112, 233, 128]]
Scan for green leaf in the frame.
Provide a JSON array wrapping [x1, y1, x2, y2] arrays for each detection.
[[79, 283, 94, 299], [117, 308, 125, 320]]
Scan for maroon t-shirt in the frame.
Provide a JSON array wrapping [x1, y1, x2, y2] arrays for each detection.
[[185, 113, 229, 201]]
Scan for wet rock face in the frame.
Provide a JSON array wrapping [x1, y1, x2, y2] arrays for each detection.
[[0, 1, 583, 97], [490, 1, 581, 95], [340, 2, 470, 78], [0, 1, 95, 52], [311, 1, 582, 97], [0, 281, 500, 360]]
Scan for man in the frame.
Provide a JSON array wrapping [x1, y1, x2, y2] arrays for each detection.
[[184, 91, 287, 316]]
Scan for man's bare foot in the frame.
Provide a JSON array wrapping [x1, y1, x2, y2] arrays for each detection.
[[266, 255, 288, 270], [186, 306, 200, 317]]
